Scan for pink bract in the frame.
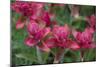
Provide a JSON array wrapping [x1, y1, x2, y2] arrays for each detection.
[[25, 21, 51, 48], [43, 24, 80, 50], [41, 11, 51, 26], [16, 18, 25, 29], [72, 28, 95, 48], [86, 15, 96, 31], [52, 24, 70, 41], [12, 1, 44, 18], [25, 37, 37, 47]]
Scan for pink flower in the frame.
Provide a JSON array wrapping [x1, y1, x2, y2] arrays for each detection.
[[41, 11, 51, 26], [12, 1, 44, 18], [86, 15, 96, 31], [38, 41, 51, 52], [12, 1, 31, 16], [53, 24, 69, 39], [44, 37, 57, 48], [29, 3, 44, 20], [44, 37, 80, 50], [16, 18, 25, 29], [40, 11, 57, 26], [52, 24, 70, 48], [43, 24, 80, 50], [25, 21, 51, 48], [34, 27, 50, 40], [72, 28, 95, 48], [67, 39, 80, 50], [25, 37, 37, 47], [27, 20, 41, 36]]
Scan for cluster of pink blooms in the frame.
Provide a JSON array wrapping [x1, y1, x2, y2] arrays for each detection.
[[12, 1, 96, 52]]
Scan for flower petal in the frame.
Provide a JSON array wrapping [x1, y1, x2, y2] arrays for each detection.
[[43, 27, 51, 38], [24, 37, 37, 47], [67, 40, 80, 50], [44, 37, 56, 48], [90, 42, 96, 48], [38, 42, 51, 53], [16, 20, 25, 29], [27, 21, 39, 35], [42, 11, 51, 26], [72, 29, 79, 39]]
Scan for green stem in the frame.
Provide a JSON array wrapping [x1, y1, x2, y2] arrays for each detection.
[[36, 46, 44, 64], [80, 50, 84, 62], [60, 49, 69, 63], [53, 48, 69, 64]]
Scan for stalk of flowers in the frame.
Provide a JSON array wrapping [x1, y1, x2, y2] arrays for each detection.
[[72, 27, 95, 61], [11, 1, 58, 53], [43, 24, 80, 63], [11, 1, 44, 18], [43, 25, 80, 49], [25, 21, 80, 51], [11, 1, 45, 29], [23, 15, 80, 63], [25, 20, 51, 52], [72, 28, 95, 49], [70, 14, 96, 61], [11, 1, 57, 30]]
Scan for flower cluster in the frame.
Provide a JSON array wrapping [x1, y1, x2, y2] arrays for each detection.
[[12, 1, 96, 53]]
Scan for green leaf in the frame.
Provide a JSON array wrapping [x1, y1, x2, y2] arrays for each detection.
[[83, 49, 96, 61], [72, 19, 88, 32], [52, 5, 71, 25], [42, 52, 50, 63], [15, 53, 37, 62], [80, 6, 96, 16]]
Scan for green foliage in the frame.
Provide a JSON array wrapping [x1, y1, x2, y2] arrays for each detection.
[[72, 18, 88, 31], [52, 5, 71, 25], [83, 49, 96, 61], [80, 5, 96, 16]]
